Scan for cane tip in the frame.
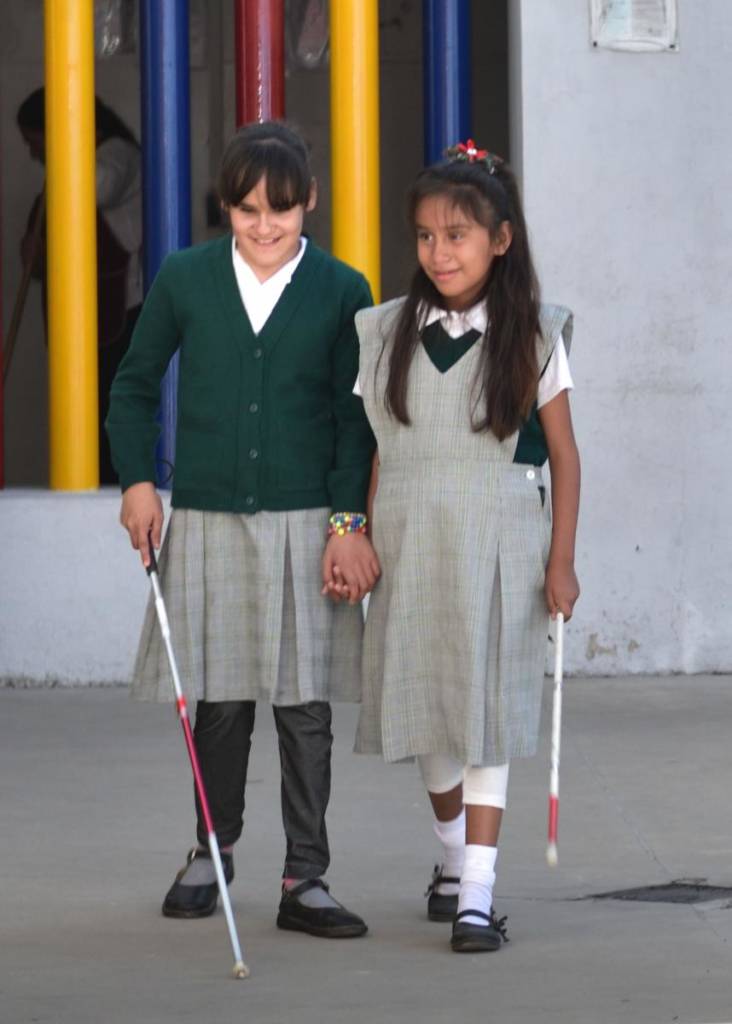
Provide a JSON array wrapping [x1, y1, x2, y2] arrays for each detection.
[[233, 961, 250, 979], [546, 842, 558, 867]]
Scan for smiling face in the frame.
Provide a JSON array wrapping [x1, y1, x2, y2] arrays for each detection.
[[227, 175, 316, 283], [414, 194, 512, 311]]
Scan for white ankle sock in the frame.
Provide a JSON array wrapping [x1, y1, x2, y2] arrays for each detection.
[[433, 810, 465, 895], [457, 844, 497, 925]]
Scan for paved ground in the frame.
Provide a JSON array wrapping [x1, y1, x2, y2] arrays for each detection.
[[1, 676, 732, 1024]]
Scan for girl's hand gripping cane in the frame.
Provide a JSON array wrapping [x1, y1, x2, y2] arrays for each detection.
[[145, 539, 250, 979], [547, 612, 565, 867]]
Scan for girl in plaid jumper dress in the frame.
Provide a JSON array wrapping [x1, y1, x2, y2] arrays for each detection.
[[348, 145, 580, 952]]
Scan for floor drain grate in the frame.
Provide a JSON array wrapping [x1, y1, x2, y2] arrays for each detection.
[[588, 879, 732, 904]]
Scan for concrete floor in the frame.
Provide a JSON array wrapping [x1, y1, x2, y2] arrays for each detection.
[[2, 677, 732, 1024]]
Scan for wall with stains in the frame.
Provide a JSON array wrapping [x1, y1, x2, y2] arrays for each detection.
[[513, 0, 732, 673]]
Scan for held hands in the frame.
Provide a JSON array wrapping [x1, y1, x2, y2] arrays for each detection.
[[321, 533, 381, 605], [544, 556, 580, 621], [120, 481, 164, 567]]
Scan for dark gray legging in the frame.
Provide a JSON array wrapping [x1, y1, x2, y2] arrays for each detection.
[[193, 699, 333, 879]]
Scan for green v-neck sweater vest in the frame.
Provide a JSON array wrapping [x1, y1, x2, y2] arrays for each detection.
[[106, 236, 376, 514]]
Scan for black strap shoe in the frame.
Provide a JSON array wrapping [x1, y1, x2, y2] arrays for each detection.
[[451, 908, 509, 953], [161, 847, 234, 919], [425, 864, 460, 922], [276, 878, 368, 938]]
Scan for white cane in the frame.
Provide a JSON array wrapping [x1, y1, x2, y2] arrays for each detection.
[[146, 540, 249, 979], [546, 612, 564, 867]]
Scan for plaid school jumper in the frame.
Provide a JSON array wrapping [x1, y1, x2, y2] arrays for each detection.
[[355, 300, 573, 766]]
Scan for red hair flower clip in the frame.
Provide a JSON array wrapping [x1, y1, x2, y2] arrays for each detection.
[[445, 139, 503, 175], [457, 139, 487, 161]]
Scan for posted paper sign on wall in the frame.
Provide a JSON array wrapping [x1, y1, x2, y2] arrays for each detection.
[[590, 0, 679, 51]]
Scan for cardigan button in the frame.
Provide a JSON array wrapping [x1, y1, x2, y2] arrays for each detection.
[[245, 495, 255, 506], [249, 402, 259, 413], [253, 347, 263, 359], [249, 448, 259, 460]]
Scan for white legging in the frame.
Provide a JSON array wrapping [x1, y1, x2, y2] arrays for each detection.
[[417, 754, 509, 809]]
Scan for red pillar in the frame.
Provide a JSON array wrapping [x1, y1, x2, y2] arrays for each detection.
[[234, 0, 285, 125]]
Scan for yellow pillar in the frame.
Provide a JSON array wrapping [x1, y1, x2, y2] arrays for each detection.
[[45, 0, 98, 489], [330, 0, 381, 302]]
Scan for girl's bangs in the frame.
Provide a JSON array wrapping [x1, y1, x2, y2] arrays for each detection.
[[228, 142, 310, 210], [443, 189, 494, 229], [410, 167, 508, 230]]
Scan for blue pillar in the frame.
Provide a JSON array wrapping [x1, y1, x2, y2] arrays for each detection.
[[423, 0, 471, 165], [140, 0, 191, 486]]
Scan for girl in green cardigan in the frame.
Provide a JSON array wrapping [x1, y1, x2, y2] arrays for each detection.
[[107, 122, 379, 937]]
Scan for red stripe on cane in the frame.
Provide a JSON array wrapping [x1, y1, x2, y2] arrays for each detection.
[[180, 715, 216, 835], [176, 696, 188, 718], [548, 795, 559, 842]]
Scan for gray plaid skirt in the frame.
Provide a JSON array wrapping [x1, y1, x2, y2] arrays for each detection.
[[354, 300, 571, 766], [132, 507, 363, 705]]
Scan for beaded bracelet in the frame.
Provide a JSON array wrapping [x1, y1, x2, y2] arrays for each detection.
[[328, 512, 368, 537]]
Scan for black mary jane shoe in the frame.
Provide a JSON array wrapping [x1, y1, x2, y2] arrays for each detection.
[[276, 878, 368, 938], [161, 847, 234, 919], [450, 908, 509, 953], [425, 864, 459, 922]]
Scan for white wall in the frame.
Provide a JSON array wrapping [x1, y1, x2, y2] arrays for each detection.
[[514, 0, 732, 674], [0, 491, 159, 685]]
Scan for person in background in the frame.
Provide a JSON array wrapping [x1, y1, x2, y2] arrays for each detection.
[[17, 87, 143, 484]]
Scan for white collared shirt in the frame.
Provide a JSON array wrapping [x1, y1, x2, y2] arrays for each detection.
[[420, 302, 573, 409], [231, 236, 308, 334], [354, 300, 573, 408]]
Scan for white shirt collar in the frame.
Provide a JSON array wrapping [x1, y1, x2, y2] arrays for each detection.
[[231, 236, 308, 335], [231, 235, 307, 291], [421, 301, 487, 339]]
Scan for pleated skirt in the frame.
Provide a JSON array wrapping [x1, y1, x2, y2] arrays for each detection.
[[355, 460, 551, 766], [132, 507, 363, 705]]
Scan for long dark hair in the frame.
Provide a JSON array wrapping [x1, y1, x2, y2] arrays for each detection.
[[383, 157, 541, 440], [17, 87, 139, 147], [217, 120, 312, 211]]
